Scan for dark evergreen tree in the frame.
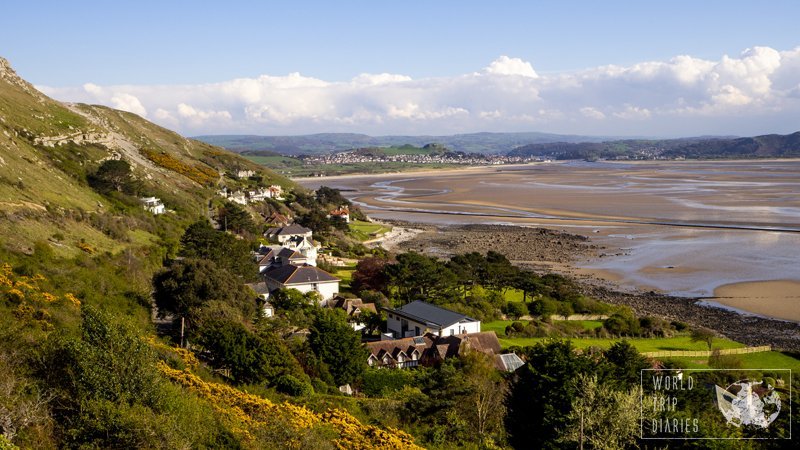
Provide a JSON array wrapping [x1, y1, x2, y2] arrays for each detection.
[[308, 310, 368, 386]]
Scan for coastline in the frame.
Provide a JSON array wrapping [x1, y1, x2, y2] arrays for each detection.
[[290, 161, 553, 182], [377, 220, 800, 351]]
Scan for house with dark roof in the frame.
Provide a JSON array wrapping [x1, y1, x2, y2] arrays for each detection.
[[263, 264, 340, 302], [365, 331, 520, 371], [264, 224, 313, 244], [265, 212, 290, 227], [254, 244, 313, 272], [385, 300, 481, 338]]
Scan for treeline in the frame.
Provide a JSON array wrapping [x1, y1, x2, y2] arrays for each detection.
[[351, 250, 608, 322]]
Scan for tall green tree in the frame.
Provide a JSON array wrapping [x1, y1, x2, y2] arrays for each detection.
[[194, 318, 305, 385], [179, 220, 256, 280], [505, 340, 594, 449], [560, 374, 641, 450], [216, 201, 258, 235], [384, 252, 457, 304], [88, 159, 138, 194], [603, 341, 650, 387], [308, 310, 368, 386], [152, 258, 255, 327]]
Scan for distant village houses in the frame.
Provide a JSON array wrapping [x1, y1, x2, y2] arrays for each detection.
[[217, 185, 283, 205]]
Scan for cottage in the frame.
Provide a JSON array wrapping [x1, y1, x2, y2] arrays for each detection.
[[385, 300, 481, 338], [140, 197, 165, 215], [265, 212, 290, 227], [263, 264, 340, 302], [328, 206, 350, 223], [365, 331, 505, 370], [268, 185, 284, 200]]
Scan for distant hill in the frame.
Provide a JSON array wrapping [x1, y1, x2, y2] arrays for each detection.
[[509, 133, 800, 160], [194, 131, 614, 155], [0, 57, 293, 255]]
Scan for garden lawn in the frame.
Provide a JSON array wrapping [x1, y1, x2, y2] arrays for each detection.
[[348, 220, 392, 242], [496, 335, 745, 352], [334, 264, 356, 290], [665, 351, 800, 373]]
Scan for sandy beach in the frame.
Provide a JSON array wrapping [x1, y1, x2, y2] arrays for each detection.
[[711, 280, 800, 322]]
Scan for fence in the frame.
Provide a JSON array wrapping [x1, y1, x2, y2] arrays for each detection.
[[642, 345, 771, 358]]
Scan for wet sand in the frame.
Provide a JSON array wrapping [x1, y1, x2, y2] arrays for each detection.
[[711, 280, 800, 322], [298, 160, 800, 322]]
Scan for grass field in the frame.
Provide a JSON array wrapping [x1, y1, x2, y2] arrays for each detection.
[[495, 334, 745, 353], [483, 320, 800, 371], [348, 220, 392, 242], [503, 289, 526, 302], [333, 264, 356, 290], [665, 352, 800, 372]]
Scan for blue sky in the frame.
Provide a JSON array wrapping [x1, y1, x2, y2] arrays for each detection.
[[3, 1, 800, 136]]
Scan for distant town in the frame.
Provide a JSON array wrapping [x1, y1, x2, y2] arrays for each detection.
[[301, 148, 550, 166]]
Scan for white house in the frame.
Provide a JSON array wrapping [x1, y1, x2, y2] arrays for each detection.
[[263, 265, 340, 302], [328, 206, 350, 223], [268, 185, 284, 200], [229, 190, 248, 205], [254, 245, 310, 272], [385, 300, 481, 338], [140, 197, 165, 215], [234, 169, 256, 179], [265, 224, 313, 244], [283, 235, 318, 266]]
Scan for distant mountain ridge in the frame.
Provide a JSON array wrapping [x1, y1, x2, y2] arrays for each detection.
[[193, 131, 618, 155], [509, 133, 800, 160]]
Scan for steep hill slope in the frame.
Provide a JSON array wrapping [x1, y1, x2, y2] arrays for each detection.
[[0, 57, 292, 256]]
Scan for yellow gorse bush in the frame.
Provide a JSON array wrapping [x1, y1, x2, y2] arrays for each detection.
[[142, 149, 218, 186], [0, 263, 80, 310], [158, 363, 422, 450]]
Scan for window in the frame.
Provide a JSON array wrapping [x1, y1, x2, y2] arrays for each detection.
[[450, 328, 454, 336]]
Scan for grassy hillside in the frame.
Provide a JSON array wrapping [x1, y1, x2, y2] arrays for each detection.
[[0, 57, 293, 256]]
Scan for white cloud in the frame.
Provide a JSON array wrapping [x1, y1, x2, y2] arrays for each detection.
[[483, 56, 539, 78], [36, 46, 800, 136], [580, 107, 606, 120], [110, 93, 147, 117]]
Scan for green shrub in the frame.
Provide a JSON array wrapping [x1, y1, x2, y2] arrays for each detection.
[[275, 374, 313, 396], [361, 368, 415, 397]]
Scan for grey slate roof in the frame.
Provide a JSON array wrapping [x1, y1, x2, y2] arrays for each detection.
[[275, 224, 312, 236], [264, 265, 339, 285], [388, 300, 477, 328], [246, 282, 270, 295]]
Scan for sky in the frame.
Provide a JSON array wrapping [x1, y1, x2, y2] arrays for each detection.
[[3, 0, 800, 137]]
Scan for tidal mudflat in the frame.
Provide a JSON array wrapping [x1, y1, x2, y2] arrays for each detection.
[[299, 160, 800, 322]]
